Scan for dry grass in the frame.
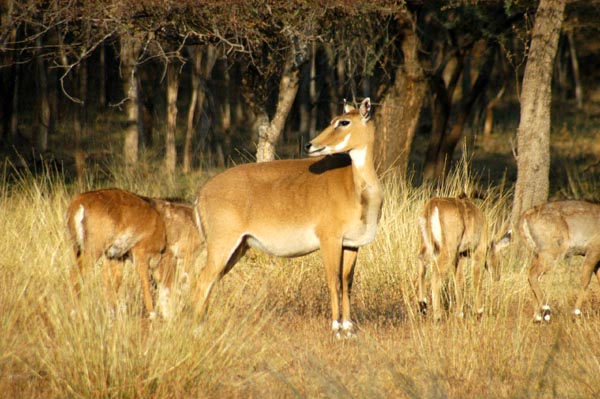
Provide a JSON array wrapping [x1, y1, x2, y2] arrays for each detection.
[[1, 158, 600, 399]]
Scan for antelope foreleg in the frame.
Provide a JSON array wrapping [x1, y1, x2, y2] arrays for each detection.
[[321, 238, 343, 335], [154, 251, 177, 320], [417, 248, 428, 315], [70, 253, 87, 297], [134, 254, 156, 319], [340, 248, 358, 337], [454, 257, 465, 318], [573, 249, 600, 316], [472, 246, 486, 316], [101, 258, 124, 319], [431, 251, 451, 321], [528, 254, 551, 322]]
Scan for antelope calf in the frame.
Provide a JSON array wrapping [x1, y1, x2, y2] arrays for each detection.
[[517, 200, 600, 322], [66, 188, 175, 319], [417, 196, 500, 320], [152, 198, 204, 312], [193, 98, 383, 338], [152, 198, 204, 269], [67, 189, 203, 318]]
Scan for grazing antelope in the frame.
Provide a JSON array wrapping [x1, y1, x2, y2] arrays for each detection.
[[193, 98, 383, 337], [417, 196, 500, 321], [152, 198, 204, 314], [152, 199, 204, 269], [66, 188, 175, 319], [515, 200, 600, 322]]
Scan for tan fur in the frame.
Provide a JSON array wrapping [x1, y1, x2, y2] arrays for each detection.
[[417, 196, 499, 320], [517, 200, 600, 321], [66, 188, 170, 318], [193, 98, 383, 337], [152, 199, 204, 282], [65, 189, 203, 319]]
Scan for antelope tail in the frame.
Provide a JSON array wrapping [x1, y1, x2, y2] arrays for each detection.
[[72, 204, 86, 255]]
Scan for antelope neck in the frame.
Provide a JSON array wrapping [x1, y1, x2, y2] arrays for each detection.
[[349, 143, 380, 193]]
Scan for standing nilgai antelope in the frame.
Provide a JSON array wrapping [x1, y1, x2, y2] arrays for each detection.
[[515, 200, 600, 322], [194, 98, 383, 338], [418, 196, 501, 321], [66, 189, 202, 319]]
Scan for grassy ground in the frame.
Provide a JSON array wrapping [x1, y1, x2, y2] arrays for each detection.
[[1, 152, 600, 399]]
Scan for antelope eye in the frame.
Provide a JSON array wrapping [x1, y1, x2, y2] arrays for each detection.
[[338, 120, 350, 127]]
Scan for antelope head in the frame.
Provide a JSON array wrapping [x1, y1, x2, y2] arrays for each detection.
[[305, 98, 373, 160]]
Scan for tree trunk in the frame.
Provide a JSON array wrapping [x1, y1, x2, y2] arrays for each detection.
[[0, 3, 14, 146], [298, 43, 318, 154], [136, 62, 158, 149], [74, 60, 88, 188], [119, 34, 141, 165], [99, 43, 107, 108], [34, 35, 50, 153], [183, 45, 217, 173], [298, 59, 310, 145], [255, 111, 277, 162], [183, 56, 200, 173], [255, 51, 302, 162], [377, 24, 427, 176], [482, 85, 506, 141], [483, 50, 509, 142], [326, 44, 347, 119], [309, 43, 318, 140], [165, 61, 180, 173], [567, 31, 583, 110], [216, 59, 232, 168], [510, 0, 566, 226], [422, 58, 463, 181], [10, 64, 19, 144], [434, 43, 496, 179], [1, 57, 19, 147]]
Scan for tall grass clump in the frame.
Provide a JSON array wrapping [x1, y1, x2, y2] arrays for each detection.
[[1, 156, 600, 398], [0, 162, 274, 398]]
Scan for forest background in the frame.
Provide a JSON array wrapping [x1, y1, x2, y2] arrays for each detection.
[[2, 0, 598, 192]]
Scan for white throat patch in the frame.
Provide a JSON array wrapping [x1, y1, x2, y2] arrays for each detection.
[[349, 146, 367, 168]]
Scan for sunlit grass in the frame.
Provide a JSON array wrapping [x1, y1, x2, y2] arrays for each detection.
[[1, 157, 600, 398]]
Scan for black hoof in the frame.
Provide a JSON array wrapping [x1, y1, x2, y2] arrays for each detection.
[[534, 306, 551, 323], [418, 301, 428, 316], [542, 306, 551, 322]]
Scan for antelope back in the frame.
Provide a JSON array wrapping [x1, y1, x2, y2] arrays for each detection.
[[66, 189, 167, 261], [152, 199, 204, 261], [420, 197, 486, 257], [519, 200, 600, 256]]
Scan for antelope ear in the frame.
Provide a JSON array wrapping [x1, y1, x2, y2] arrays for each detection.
[[343, 98, 355, 114], [359, 98, 371, 121]]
